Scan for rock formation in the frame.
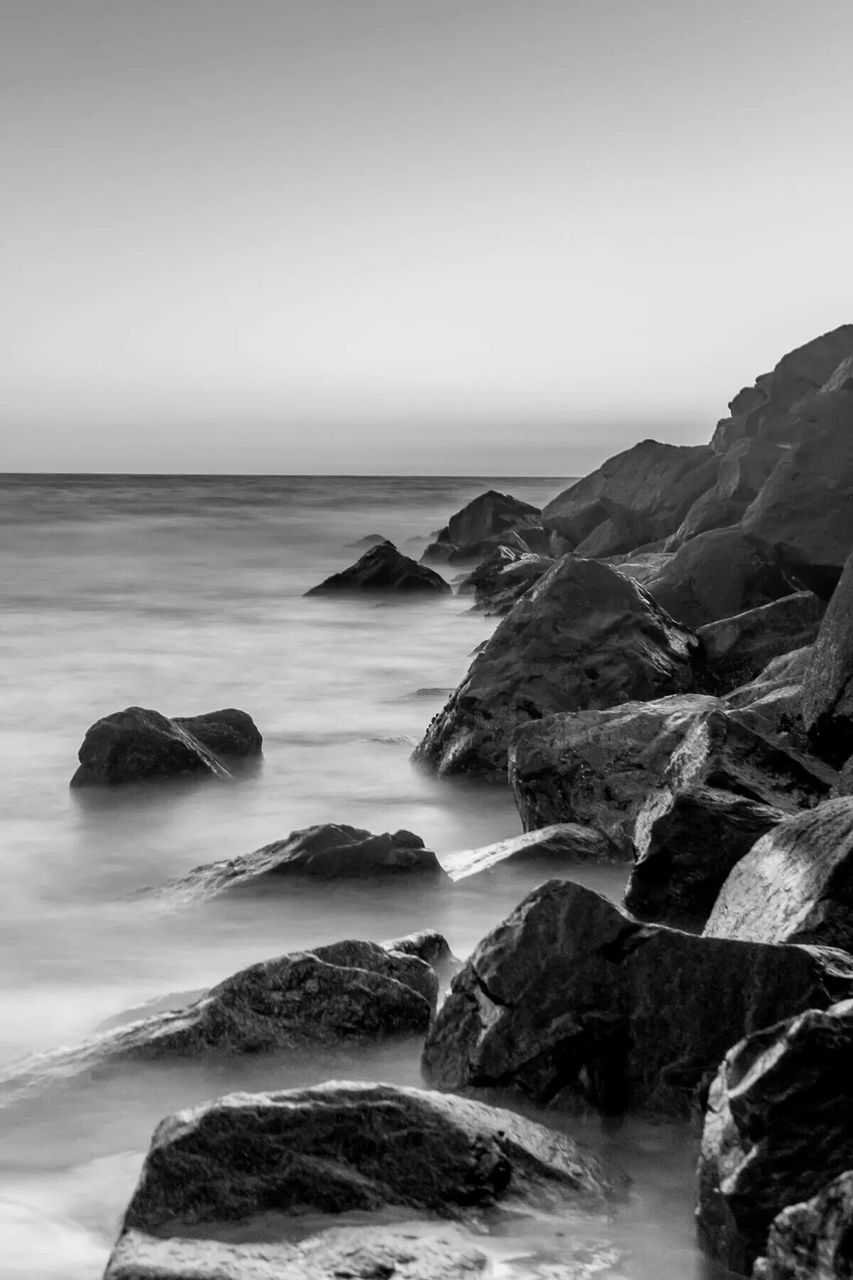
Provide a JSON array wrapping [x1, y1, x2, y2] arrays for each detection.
[[422, 490, 543, 562], [801, 550, 853, 765], [697, 593, 824, 691], [753, 1171, 853, 1280], [643, 527, 792, 628], [307, 541, 451, 595]]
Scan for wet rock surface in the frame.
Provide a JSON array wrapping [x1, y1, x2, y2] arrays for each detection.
[[444, 823, 622, 881], [422, 490, 543, 563], [802, 550, 853, 765], [753, 1171, 853, 1280], [697, 593, 824, 691], [643, 527, 792, 628], [306, 541, 451, 595], [459, 545, 554, 615]]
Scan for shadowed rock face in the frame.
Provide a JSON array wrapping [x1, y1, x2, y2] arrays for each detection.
[[753, 1171, 853, 1280], [665, 439, 785, 551], [421, 880, 853, 1117], [458, 545, 554, 615], [414, 556, 699, 780], [697, 1001, 853, 1275], [422, 491, 543, 563], [70, 706, 263, 787], [725, 646, 814, 745], [802, 551, 853, 766], [704, 799, 853, 950], [697, 593, 824, 691], [306, 541, 451, 595], [117, 1082, 613, 1235]]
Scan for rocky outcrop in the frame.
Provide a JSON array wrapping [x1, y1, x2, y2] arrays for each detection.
[[697, 1000, 853, 1274], [422, 491, 542, 563], [802, 551, 853, 765], [158, 824, 448, 899], [70, 706, 262, 787], [725, 646, 813, 745], [414, 556, 699, 779], [704, 799, 853, 949], [117, 1082, 613, 1234], [443, 823, 621, 881], [697, 593, 824, 691], [753, 1171, 853, 1280], [541, 439, 718, 552], [306, 541, 451, 595], [666, 439, 784, 550], [458, 545, 554, 615], [422, 880, 853, 1116], [643, 527, 792, 628]]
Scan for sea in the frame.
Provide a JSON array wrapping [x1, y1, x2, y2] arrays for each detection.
[[0, 474, 734, 1279]]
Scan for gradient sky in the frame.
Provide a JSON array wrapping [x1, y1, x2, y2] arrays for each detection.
[[3, 0, 852, 474]]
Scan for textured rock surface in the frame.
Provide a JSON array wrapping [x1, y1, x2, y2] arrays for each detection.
[[725, 646, 814, 744], [421, 880, 853, 1116], [624, 786, 783, 930], [643, 527, 791, 628], [306, 541, 450, 595], [423, 490, 542, 562], [414, 556, 698, 779], [697, 593, 824, 691], [665, 439, 784, 550], [802, 551, 853, 765], [70, 706, 262, 787], [697, 1000, 853, 1274], [119, 1082, 613, 1233], [753, 1171, 853, 1280], [704, 798, 853, 949], [444, 823, 621, 881], [459, 545, 554, 615]]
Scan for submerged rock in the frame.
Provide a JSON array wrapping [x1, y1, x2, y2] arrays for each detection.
[[306, 542, 451, 595], [753, 1171, 853, 1280], [421, 880, 853, 1116], [802, 551, 853, 765], [70, 706, 262, 787], [643, 527, 791, 628], [382, 929, 460, 982], [444, 823, 621, 881], [414, 556, 698, 779], [697, 593, 824, 691]]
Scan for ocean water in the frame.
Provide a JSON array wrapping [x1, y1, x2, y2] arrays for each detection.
[[0, 475, 733, 1279]]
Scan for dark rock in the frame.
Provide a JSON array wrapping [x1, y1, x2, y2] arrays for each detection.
[[444, 529, 534, 565], [665, 489, 747, 551], [608, 549, 672, 585], [753, 1171, 853, 1280], [802, 552, 853, 765], [624, 786, 783, 931], [444, 823, 622, 881], [644, 527, 792, 628], [572, 511, 648, 558], [725, 646, 814, 745], [382, 929, 461, 982], [346, 532, 389, 549], [665, 439, 784, 551], [541, 440, 718, 548], [414, 556, 699, 779], [459, 545, 554, 615], [834, 756, 853, 798], [306, 542, 451, 595], [70, 706, 262, 788], [422, 491, 542, 563], [421, 880, 853, 1116], [118, 1082, 613, 1233], [704, 799, 853, 950], [697, 999, 853, 1274], [697, 593, 824, 691]]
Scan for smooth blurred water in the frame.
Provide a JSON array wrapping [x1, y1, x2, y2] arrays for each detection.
[[0, 474, 734, 1279]]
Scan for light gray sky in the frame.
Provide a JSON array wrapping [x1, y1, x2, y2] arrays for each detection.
[[2, 0, 852, 473]]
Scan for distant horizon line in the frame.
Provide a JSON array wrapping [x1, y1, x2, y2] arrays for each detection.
[[0, 471, 577, 480]]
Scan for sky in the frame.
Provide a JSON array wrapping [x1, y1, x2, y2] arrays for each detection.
[[2, 0, 852, 475]]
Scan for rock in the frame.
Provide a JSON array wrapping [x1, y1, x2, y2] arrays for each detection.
[[414, 556, 699, 779], [802, 552, 853, 765], [444, 529, 534, 565], [422, 880, 853, 1116], [422, 491, 542, 562], [665, 489, 747, 551], [346, 532, 389, 549], [106, 1226, 488, 1280], [70, 706, 262, 788], [697, 999, 853, 1274], [382, 929, 460, 982], [444, 823, 622, 881], [742, 418, 853, 598], [753, 1171, 853, 1280], [118, 1082, 613, 1233], [697, 593, 824, 691], [624, 786, 784, 930], [159, 824, 449, 899], [306, 541, 451, 595], [608, 549, 672, 585], [643, 527, 792, 628], [541, 440, 718, 549], [459, 545, 554, 615], [572, 511, 647, 558], [834, 756, 853, 798], [665, 439, 784, 551], [704, 799, 853, 949]]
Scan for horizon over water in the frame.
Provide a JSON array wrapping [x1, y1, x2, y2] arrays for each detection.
[[0, 473, 733, 1279]]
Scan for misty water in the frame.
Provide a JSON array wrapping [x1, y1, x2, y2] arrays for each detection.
[[0, 475, 734, 1279]]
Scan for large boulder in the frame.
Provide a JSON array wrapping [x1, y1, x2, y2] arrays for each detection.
[[697, 1000, 853, 1275], [307, 541, 451, 595], [643, 527, 792, 628], [423, 490, 542, 562], [414, 556, 699, 779], [159, 824, 448, 900], [117, 1082, 613, 1234], [443, 823, 621, 881], [725, 646, 814, 746], [704, 799, 853, 950], [541, 440, 718, 549], [802, 551, 853, 765], [665, 439, 784, 551], [753, 1171, 853, 1280], [458, 545, 554, 615], [70, 706, 262, 787], [422, 880, 853, 1116], [697, 592, 824, 691]]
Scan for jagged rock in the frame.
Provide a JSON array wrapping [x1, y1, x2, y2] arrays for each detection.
[[665, 490, 747, 551], [306, 542, 451, 595], [802, 552, 853, 765], [421, 880, 853, 1116], [444, 823, 621, 881], [422, 491, 542, 562], [414, 556, 699, 779], [725, 646, 814, 745], [666, 439, 784, 551], [541, 440, 718, 549], [458, 545, 554, 615], [624, 786, 783, 930], [157, 824, 449, 900], [643, 527, 792, 628], [697, 593, 824, 691], [117, 1082, 613, 1235], [753, 1171, 853, 1280], [704, 799, 853, 949], [70, 706, 262, 787], [608, 549, 672, 585], [106, 1225, 488, 1280], [572, 511, 647, 558], [697, 1000, 853, 1275]]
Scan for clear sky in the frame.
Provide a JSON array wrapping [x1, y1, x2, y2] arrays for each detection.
[[2, 0, 852, 474]]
